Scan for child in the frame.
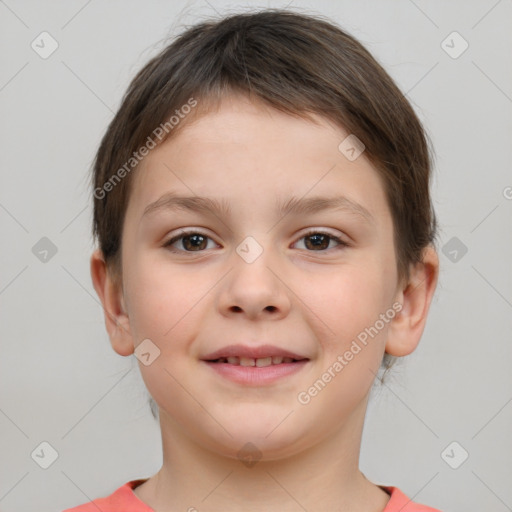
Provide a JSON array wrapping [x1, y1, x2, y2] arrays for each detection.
[[66, 8, 441, 512]]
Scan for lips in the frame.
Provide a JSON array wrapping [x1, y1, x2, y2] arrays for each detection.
[[211, 355, 302, 367], [201, 344, 309, 365]]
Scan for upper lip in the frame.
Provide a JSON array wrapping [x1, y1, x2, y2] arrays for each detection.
[[201, 344, 309, 361]]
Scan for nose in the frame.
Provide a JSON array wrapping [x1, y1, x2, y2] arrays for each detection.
[[216, 244, 291, 321]]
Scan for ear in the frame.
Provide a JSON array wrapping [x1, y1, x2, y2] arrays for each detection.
[[386, 245, 439, 357], [90, 249, 134, 356]]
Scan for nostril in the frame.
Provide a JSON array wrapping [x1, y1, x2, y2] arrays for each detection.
[[265, 306, 277, 312]]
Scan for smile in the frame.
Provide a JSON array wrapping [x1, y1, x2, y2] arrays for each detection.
[[208, 356, 306, 366], [202, 358, 310, 386]]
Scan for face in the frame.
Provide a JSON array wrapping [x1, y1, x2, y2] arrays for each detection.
[[117, 94, 402, 460]]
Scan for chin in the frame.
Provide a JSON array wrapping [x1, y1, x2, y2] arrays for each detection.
[[201, 418, 311, 461]]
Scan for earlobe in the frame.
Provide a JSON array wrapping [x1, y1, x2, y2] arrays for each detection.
[[385, 245, 439, 357], [90, 249, 135, 356]]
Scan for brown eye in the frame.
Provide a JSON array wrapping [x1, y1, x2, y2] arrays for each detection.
[[164, 232, 217, 252], [294, 231, 348, 252]]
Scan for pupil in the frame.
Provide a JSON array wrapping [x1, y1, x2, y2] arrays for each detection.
[[184, 234, 206, 251], [306, 234, 328, 250], [181, 234, 331, 251]]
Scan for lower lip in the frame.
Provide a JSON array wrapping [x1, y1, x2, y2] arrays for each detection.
[[202, 360, 310, 386]]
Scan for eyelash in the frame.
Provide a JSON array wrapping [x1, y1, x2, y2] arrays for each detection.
[[163, 229, 349, 253]]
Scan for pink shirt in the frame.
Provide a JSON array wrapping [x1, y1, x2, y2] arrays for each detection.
[[63, 479, 441, 511]]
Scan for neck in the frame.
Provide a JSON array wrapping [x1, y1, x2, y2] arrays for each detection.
[[135, 396, 390, 512]]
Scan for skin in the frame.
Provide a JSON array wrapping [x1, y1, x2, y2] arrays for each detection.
[[91, 93, 439, 512]]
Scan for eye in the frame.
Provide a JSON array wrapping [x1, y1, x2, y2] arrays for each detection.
[[163, 230, 219, 252], [293, 230, 349, 251], [162, 229, 348, 253]]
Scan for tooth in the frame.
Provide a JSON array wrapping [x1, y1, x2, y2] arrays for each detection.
[[239, 357, 256, 367], [272, 356, 284, 365], [255, 357, 272, 367], [227, 356, 239, 365], [282, 357, 294, 363]]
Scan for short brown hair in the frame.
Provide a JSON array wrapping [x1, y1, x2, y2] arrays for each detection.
[[90, 9, 438, 377]]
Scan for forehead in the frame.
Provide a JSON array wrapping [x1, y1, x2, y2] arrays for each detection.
[[126, 94, 391, 229]]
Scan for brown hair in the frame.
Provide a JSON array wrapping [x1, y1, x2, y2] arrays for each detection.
[[90, 8, 438, 380]]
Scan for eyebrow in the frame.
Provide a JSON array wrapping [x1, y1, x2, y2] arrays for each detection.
[[142, 192, 374, 224]]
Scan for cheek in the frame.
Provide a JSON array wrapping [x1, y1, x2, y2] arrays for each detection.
[[123, 262, 205, 414], [296, 259, 390, 346], [293, 264, 391, 426], [123, 258, 202, 344]]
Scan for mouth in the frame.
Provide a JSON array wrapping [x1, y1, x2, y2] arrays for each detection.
[[200, 344, 311, 385], [201, 344, 310, 366], [206, 356, 308, 367], [202, 357, 310, 386]]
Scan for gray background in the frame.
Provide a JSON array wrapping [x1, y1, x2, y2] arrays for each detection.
[[1, 1, 511, 511]]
